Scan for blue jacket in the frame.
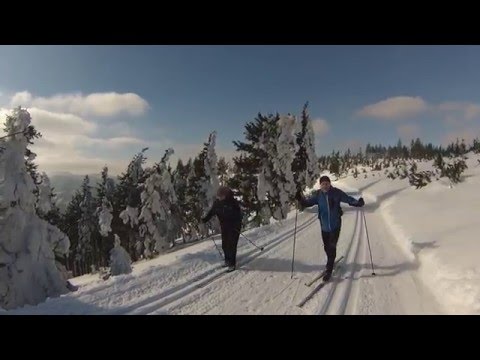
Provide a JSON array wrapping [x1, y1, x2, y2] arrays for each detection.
[[300, 187, 360, 232]]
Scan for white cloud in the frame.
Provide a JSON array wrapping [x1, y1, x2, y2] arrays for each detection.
[[311, 118, 330, 136], [438, 101, 480, 121], [9, 91, 149, 117], [10, 91, 32, 107], [397, 124, 421, 142], [28, 107, 96, 135], [357, 96, 428, 120], [77, 136, 148, 149], [33, 149, 129, 175]]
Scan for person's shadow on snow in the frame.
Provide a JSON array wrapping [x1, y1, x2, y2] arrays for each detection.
[[336, 241, 437, 280]]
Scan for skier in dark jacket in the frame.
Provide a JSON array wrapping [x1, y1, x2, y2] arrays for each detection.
[[202, 186, 243, 272], [296, 175, 364, 281]]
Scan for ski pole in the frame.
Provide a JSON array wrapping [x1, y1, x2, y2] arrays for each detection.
[[237, 230, 264, 251], [205, 221, 223, 259], [290, 205, 299, 279], [210, 236, 224, 259], [362, 208, 376, 276]]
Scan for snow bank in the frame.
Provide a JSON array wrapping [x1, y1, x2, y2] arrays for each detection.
[[338, 152, 480, 314]]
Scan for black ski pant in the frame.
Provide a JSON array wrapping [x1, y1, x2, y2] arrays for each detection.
[[321, 221, 341, 273], [221, 224, 241, 267]]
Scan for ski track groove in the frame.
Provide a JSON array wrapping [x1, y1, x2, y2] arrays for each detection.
[[314, 209, 361, 314], [180, 205, 359, 314], [169, 215, 322, 315], [122, 214, 318, 315], [293, 209, 359, 312]]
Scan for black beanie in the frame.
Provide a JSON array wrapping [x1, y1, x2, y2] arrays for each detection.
[[320, 175, 331, 184]]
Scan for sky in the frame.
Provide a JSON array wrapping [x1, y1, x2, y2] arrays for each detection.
[[1, 45, 480, 175]]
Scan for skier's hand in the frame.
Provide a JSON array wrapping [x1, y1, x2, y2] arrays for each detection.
[[356, 197, 365, 207]]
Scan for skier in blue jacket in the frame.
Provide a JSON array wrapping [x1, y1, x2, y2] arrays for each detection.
[[296, 175, 364, 281]]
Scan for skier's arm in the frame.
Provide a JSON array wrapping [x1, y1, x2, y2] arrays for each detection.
[[296, 191, 317, 208], [202, 202, 217, 223], [339, 189, 364, 207]]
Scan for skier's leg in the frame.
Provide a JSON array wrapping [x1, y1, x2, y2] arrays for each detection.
[[230, 227, 240, 267], [321, 231, 335, 272], [221, 230, 229, 266]]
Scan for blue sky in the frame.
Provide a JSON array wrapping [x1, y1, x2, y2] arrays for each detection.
[[1, 45, 480, 175]]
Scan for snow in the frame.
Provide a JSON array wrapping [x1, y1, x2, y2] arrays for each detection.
[[3, 149, 480, 314], [336, 152, 480, 314], [0, 108, 70, 310], [98, 198, 113, 237], [109, 234, 132, 276], [138, 148, 178, 254], [36, 172, 53, 214], [120, 206, 139, 227]]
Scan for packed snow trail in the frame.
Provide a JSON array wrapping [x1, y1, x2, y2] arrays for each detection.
[[4, 190, 443, 315], [156, 192, 441, 315]]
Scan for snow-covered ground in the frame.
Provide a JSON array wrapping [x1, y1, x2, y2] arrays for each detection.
[[3, 153, 480, 314]]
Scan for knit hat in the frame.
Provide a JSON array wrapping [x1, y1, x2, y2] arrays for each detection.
[[319, 175, 331, 184]]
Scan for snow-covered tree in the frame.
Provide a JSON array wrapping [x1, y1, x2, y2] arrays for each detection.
[[200, 132, 221, 234], [95, 166, 115, 266], [173, 159, 189, 242], [0, 107, 70, 310], [217, 157, 230, 186], [98, 197, 113, 237], [96, 166, 115, 207], [35, 172, 62, 227], [109, 234, 132, 276], [114, 149, 148, 260], [76, 175, 96, 274], [293, 103, 319, 194], [202, 132, 220, 208], [257, 114, 297, 221], [272, 115, 297, 219], [36, 172, 54, 215], [139, 148, 178, 256]]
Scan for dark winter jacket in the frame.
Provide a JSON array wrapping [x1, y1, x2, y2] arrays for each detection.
[[299, 187, 362, 232], [202, 195, 243, 230]]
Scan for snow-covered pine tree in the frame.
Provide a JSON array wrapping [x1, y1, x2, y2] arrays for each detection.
[[98, 198, 113, 237], [114, 148, 148, 260], [35, 172, 62, 227], [0, 107, 70, 309], [433, 152, 446, 176], [273, 114, 297, 218], [217, 156, 230, 186], [76, 175, 97, 274], [200, 131, 221, 234], [472, 138, 480, 154], [59, 190, 82, 276], [184, 158, 203, 240], [184, 133, 221, 240], [293, 102, 319, 196], [96, 166, 115, 206], [109, 234, 132, 276], [257, 114, 297, 221], [138, 148, 178, 257], [231, 113, 274, 227], [173, 159, 189, 243], [96, 166, 115, 267]]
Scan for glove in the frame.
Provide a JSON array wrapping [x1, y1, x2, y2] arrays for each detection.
[[356, 198, 365, 207], [295, 190, 303, 201]]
